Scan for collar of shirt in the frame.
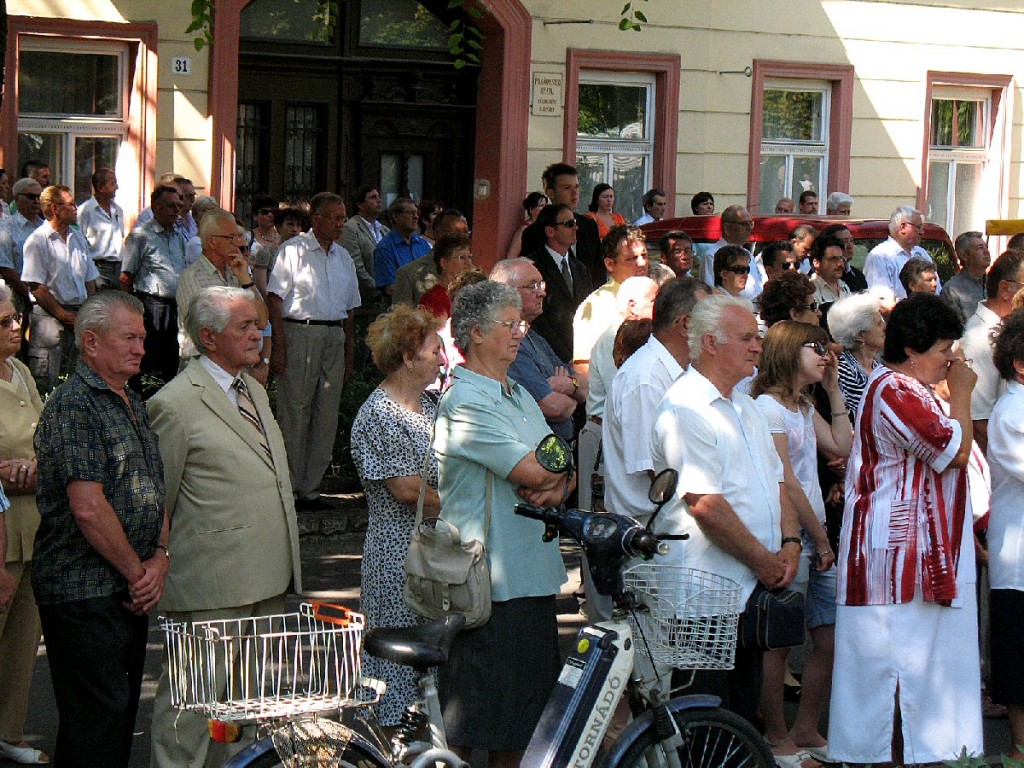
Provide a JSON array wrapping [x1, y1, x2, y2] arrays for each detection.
[[647, 334, 684, 379], [198, 355, 239, 397], [451, 364, 521, 402], [12, 211, 38, 230], [683, 364, 742, 409], [359, 216, 382, 241], [544, 244, 571, 267], [973, 300, 1001, 326]]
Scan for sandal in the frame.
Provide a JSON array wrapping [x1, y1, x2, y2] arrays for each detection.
[[0, 740, 50, 765], [796, 744, 829, 763], [772, 750, 822, 768]]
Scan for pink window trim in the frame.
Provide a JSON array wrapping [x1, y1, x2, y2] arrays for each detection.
[[747, 60, 853, 214], [563, 50, 680, 215]]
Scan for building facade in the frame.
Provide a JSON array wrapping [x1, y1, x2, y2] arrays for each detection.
[[2, 0, 1022, 266]]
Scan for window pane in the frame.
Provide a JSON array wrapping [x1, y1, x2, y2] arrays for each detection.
[[927, 160, 951, 227], [240, 0, 331, 43], [19, 51, 119, 117], [236, 102, 270, 223], [578, 83, 648, 140], [576, 154, 606, 213], [283, 105, 324, 202], [380, 153, 401, 207], [407, 154, 424, 202], [359, 0, 448, 50], [18, 133, 63, 184], [931, 99, 982, 148], [74, 137, 118, 204], [759, 155, 788, 213], [762, 90, 824, 143], [611, 154, 648, 223], [792, 156, 823, 206], [953, 161, 983, 234]]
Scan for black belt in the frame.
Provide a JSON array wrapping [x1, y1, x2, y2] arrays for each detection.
[[284, 317, 344, 327], [136, 292, 175, 304]]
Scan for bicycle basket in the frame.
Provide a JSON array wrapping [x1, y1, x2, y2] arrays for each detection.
[[160, 602, 374, 722], [623, 564, 742, 670]]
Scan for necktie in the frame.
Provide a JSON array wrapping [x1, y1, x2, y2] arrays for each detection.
[[234, 378, 273, 462], [561, 257, 574, 293]]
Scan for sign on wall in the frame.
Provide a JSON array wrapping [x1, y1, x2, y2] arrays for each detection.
[[532, 73, 563, 116]]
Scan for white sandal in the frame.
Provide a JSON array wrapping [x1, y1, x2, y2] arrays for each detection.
[[0, 740, 50, 765]]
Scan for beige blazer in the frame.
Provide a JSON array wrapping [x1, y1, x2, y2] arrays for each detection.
[[342, 216, 389, 290], [148, 360, 302, 611]]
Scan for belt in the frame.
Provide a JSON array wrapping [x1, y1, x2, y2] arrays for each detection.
[[284, 317, 344, 327], [136, 292, 175, 304]]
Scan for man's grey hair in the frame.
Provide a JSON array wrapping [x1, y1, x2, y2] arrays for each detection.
[[0, 279, 11, 304], [186, 286, 254, 354], [75, 291, 144, 350], [954, 230, 984, 257], [199, 207, 236, 245], [687, 294, 753, 366], [12, 178, 40, 197], [889, 205, 920, 236], [488, 258, 534, 286], [616, 276, 658, 315], [826, 192, 853, 213], [450, 280, 521, 355], [642, 188, 667, 211], [191, 196, 221, 229], [827, 292, 883, 351]]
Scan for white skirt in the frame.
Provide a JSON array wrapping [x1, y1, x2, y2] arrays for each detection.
[[828, 589, 983, 764]]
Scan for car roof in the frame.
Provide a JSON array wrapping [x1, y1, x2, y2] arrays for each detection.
[[640, 214, 952, 248]]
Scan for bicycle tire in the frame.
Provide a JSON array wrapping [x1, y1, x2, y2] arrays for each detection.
[[225, 737, 389, 768], [606, 707, 775, 768]]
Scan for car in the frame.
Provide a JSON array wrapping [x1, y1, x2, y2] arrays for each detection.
[[640, 214, 956, 280]]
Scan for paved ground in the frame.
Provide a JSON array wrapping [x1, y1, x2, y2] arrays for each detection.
[[15, 525, 1012, 766]]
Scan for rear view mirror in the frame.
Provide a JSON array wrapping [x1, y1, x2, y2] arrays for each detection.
[[535, 434, 572, 474], [648, 469, 678, 506]]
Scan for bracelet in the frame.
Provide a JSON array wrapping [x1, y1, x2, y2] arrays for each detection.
[[781, 536, 802, 548], [154, 543, 170, 559], [241, 282, 255, 289], [831, 411, 847, 417]]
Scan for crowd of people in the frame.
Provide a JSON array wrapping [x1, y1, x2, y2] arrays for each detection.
[[1, 154, 1024, 768]]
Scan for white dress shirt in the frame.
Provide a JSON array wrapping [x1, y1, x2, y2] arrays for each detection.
[[267, 230, 360, 320], [21, 221, 98, 305], [987, 380, 1024, 590], [76, 196, 125, 263], [864, 236, 940, 300], [959, 302, 1005, 421]]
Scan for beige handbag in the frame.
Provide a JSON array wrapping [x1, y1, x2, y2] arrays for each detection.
[[403, 429, 493, 629]]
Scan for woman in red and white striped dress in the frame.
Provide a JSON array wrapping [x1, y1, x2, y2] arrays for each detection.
[[829, 293, 983, 766]]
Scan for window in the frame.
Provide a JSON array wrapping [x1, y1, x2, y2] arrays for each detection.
[[575, 72, 654, 224], [17, 41, 130, 204], [926, 90, 988, 235], [283, 105, 326, 203], [758, 82, 830, 213], [747, 61, 853, 214], [359, 0, 448, 50], [240, 0, 331, 43], [235, 102, 271, 224]]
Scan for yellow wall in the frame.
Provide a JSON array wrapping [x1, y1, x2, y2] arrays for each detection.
[[522, 0, 1024, 225]]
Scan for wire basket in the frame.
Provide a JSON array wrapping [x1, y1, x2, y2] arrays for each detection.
[[160, 602, 373, 722], [623, 564, 743, 670]]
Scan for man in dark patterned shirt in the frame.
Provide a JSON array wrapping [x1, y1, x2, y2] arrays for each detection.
[[32, 290, 169, 768]]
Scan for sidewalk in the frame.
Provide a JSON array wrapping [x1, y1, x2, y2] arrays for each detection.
[[18, 503, 1012, 766]]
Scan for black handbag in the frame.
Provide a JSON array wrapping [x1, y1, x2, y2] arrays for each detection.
[[739, 583, 805, 650]]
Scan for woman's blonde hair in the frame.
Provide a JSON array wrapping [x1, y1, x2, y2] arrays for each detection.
[[366, 305, 442, 375], [751, 320, 829, 403]]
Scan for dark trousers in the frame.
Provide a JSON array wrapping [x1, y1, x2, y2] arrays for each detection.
[[38, 594, 149, 768], [133, 293, 178, 396], [673, 642, 764, 728]]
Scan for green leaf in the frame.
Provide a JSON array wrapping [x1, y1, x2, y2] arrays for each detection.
[[466, 5, 483, 18], [447, 0, 464, 7], [621, 2, 631, 12], [634, 10, 647, 22], [618, 17, 633, 30], [466, 52, 480, 64], [454, 59, 466, 70], [448, 32, 462, 47], [193, 37, 206, 51], [448, 19, 460, 31], [467, 26, 483, 38], [466, 38, 482, 50]]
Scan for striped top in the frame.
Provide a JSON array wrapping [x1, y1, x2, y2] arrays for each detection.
[[837, 366, 967, 606], [836, 350, 875, 423]]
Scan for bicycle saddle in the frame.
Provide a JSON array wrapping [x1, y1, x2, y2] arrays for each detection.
[[363, 613, 466, 671]]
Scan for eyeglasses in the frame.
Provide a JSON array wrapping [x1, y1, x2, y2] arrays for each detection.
[[555, 219, 579, 229], [724, 265, 750, 275], [517, 280, 546, 292], [491, 319, 529, 335], [0, 312, 23, 329], [795, 301, 820, 313], [781, 261, 798, 270], [211, 233, 244, 242], [802, 341, 830, 357], [18, 193, 40, 201], [257, 208, 275, 216]]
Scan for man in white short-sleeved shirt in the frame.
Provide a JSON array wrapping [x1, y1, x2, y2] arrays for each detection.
[[651, 294, 799, 724], [864, 206, 940, 300]]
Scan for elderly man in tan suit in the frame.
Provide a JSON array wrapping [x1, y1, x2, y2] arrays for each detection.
[[148, 285, 302, 767]]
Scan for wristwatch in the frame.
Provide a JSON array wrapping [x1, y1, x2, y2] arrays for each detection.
[[261, 357, 270, 366]]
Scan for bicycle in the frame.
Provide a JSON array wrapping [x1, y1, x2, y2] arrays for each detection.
[[161, 448, 774, 768]]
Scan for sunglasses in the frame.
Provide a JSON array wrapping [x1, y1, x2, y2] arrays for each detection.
[[257, 208, 275, 216], [724, 265, 750, 275], [0, 312, 23, 329], [802, 341, 830, 357], [555, 219, 579, 229], [18, 193, 40, 201], [781, 261, 798, 270], [795, 301, 820, 313]]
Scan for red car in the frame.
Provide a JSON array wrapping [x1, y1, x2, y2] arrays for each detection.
[[641, 215, 956, 280]]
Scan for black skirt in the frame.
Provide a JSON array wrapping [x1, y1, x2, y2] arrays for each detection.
[[989, 588, 1024, 706], [438, 595, 561, 751]]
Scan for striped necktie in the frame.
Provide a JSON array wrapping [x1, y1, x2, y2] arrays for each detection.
[[233, 378, 273, 462]]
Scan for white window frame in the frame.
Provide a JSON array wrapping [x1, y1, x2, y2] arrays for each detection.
[[760, 79, 831, 212], [927, 87, 990, 233], [576, 71, 655, 222], [17, 38, 130, 198]]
